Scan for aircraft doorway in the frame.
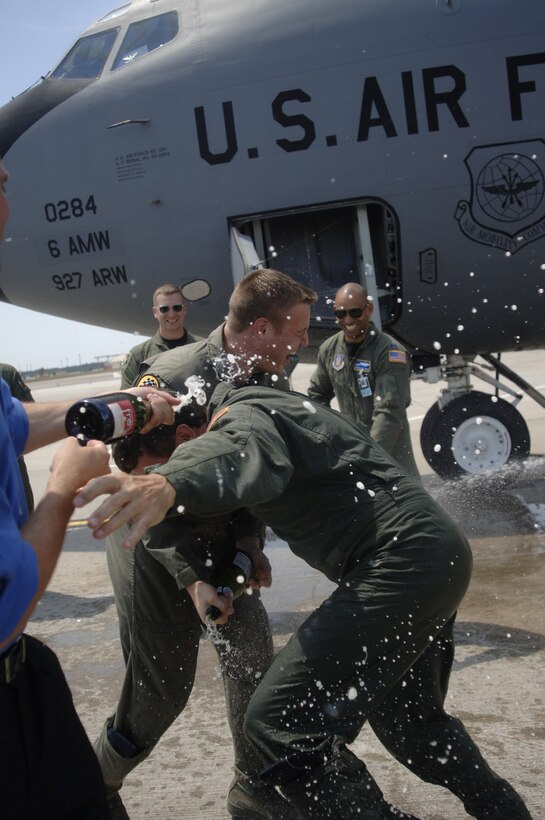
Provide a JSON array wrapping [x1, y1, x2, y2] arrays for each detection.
[[231, 201, 401, 352]]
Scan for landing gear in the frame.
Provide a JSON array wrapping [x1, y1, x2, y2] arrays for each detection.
[[420, 391, 530, 479]]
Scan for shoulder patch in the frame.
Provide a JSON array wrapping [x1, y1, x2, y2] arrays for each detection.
[[207, 406, 231, 430], [136, 374, 161, 388], [388, 349, 407, 364]]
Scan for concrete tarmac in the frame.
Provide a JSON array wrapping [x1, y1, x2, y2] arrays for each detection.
[[23, 352, 545, 819]]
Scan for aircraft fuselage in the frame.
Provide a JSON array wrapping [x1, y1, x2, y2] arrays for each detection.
[[0, 0, 544, 359]]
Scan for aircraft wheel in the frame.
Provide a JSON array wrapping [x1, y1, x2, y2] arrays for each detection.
[[420, 391, 530, 479]]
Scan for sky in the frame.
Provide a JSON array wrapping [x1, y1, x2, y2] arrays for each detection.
[[1, 1, 149, 372]]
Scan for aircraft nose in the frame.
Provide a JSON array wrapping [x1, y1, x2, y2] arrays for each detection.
[[0, 78, 93, 158]]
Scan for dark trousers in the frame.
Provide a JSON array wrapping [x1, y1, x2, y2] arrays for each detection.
[[0, 635, 109, 820], [245, 484, 531, 819], [94, 537, 274, 793]]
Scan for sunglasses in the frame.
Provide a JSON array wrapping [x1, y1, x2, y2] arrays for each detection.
[[157, 304, 184, 314], [333, 307, 366, 319]]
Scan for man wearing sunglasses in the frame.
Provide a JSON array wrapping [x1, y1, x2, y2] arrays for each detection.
[[120, 284, 201, 388], [308, 282, 419, 478]]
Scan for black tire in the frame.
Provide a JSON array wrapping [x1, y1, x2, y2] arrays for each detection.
[[420, 391, 530, 479]]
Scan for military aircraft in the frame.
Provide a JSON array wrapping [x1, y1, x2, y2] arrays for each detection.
[[1, 0, 544, 478]]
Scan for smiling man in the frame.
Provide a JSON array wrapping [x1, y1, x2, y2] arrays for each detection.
[[136, 268, 316, 391], [308, 281, 419, 478], [120, 284, 201, 388], [94, 267, 317, 820]]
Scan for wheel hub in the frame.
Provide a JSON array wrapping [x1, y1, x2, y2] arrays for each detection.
[[452, 415, 511, 474]]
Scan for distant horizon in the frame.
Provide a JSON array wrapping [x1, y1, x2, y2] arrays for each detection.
[[22, 359, 123, 379], [0, 299, 148, 373]]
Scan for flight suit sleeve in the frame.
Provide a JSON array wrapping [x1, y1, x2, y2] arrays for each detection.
[[0, 367, 34, 403], [120, 351, 139, 388], [155, 405, 294, 518], [142, 517, 217, 589], [142, 508, 265, 589], [369, 346, 411, 454], [11, 374, 34, 403], [230, 508, 266, 549], [307, 347, 334, 406]]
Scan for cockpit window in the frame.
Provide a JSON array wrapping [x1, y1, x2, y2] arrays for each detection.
[[111, 11, 179, 71], [51, 29, 119, 80]]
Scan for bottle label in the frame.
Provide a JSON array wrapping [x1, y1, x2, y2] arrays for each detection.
[[233, 551, 253, 579], [109, 400, 139, 438]]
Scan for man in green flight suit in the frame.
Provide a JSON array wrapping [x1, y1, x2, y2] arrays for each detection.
[[101, 405, 276, 820], [120, 283, 201, 388], [79, 383, 531, 820], [308, 282, 419, 478], [94, 268, 316, 820]]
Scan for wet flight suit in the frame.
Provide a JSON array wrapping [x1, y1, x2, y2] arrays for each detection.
[[308, 324, 419, 478], [154, 383, 531, 820], [120, 329, 200, 388], [98, 511, 273, 798], [95, 325, 289, 816]]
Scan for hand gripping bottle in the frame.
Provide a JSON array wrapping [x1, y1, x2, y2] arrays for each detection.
[[65, 392, 151, 444], [206, 550, 253, 622]]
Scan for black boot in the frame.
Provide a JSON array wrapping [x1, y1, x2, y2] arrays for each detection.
[[462, 777, 533, 819], [272, 748, 421, 820], [399, 718, 532, 820], [227, 772, 303, 819], [283, 778, 421, 820]]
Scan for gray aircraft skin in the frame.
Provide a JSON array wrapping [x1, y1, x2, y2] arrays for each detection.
[[0, 0, 544, 477]]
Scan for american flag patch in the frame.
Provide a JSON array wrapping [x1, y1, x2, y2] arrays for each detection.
[[388, 349, 407, 364]]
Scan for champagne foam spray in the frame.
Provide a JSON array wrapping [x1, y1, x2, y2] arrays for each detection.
[[174, 375, 208, 409]]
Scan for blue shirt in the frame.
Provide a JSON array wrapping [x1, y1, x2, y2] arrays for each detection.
[[0, 378, 38, 645]]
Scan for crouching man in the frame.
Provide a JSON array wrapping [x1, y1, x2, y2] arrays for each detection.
[[77, 384, 531, 820]]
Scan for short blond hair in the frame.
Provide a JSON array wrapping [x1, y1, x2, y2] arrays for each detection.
[[228, 269, 317, 332], [153, 284, 183, 305]]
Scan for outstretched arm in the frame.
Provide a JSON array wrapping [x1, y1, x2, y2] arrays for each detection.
[[74, 471, 176, 548], [76, 401, 293, 549], [23, 387, 179, 453]]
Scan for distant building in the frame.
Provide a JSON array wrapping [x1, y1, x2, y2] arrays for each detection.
[[94, 354, 126, 370]]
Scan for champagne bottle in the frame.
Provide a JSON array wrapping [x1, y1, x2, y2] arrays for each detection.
[[65, 392, 151, 444], [206, 550, 253, 622]]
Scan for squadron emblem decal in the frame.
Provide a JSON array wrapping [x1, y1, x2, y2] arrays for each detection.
[[136, 374, 161, 388], [455, 139, 545, 254]]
